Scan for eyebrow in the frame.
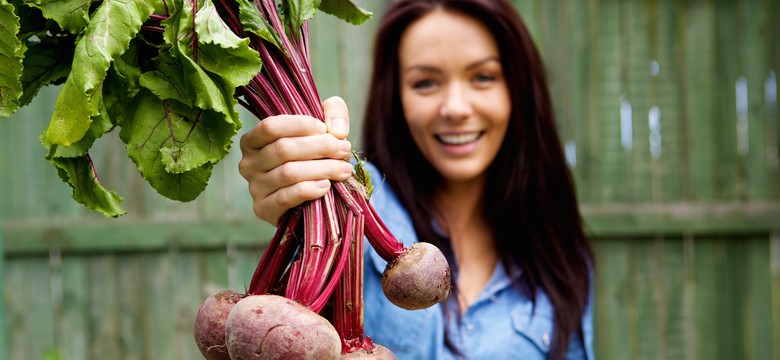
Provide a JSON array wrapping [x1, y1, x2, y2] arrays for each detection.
[[403, 56, 501, 74]]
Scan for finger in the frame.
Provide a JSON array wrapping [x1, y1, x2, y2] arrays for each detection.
[[254, 179, 333, 224], [240, 115, 327, 154], [265, 159, 354, 192], [247, 159, 354, 224], [256, 134, 352, 172], [322, 96, 350, 140]]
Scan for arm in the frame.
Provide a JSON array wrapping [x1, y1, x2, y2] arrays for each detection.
[[238, 96, 354, 225]]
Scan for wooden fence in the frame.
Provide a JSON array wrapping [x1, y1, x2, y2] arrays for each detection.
[[1, 0, 779, 359]]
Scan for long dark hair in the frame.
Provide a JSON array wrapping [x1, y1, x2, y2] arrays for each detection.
[[361, 0, 594, 358]]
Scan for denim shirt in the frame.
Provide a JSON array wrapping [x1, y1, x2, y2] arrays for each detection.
[[361, 162, 595, 359]]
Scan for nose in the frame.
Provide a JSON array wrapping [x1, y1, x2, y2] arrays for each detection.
[[439, 82, 472, 121]]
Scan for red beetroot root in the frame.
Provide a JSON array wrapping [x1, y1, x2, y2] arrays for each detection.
[[381, 242, 452, 310], [194, 290, 244, 360], [226, 294, 341, 360], [340, 344, 397, 359]]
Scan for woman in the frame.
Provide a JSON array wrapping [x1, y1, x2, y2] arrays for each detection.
[[238, 0, 595, 358]]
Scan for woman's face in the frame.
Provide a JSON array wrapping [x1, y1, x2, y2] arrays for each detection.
[[399, 9, 511, 186]]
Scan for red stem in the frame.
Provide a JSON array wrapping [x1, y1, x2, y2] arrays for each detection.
[[247, 209, 301, 295], [334, 182, 404, 261]]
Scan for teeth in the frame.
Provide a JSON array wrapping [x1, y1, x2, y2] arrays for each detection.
[[437, 132, 481, 145]]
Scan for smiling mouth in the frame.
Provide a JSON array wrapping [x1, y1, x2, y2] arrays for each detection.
[[435, 131, 484, 145]]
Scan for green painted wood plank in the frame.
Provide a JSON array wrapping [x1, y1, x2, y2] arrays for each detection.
[[176, 250, 204, 359], [3, 218, 275, 254], [655, 0, 685, 202], [744, 0, 771, 200], [57, 255, 89, 360], [694, 237, 722, 360], [720, 238, 746, 359], [26, 256, 56, 359], [118, 255, 145, 360], [88, 255, 120, 360], [683, 0, 717, 201], [771, 231, 780, 359], [578, 0, 602, 204], [568, 0, 592, 198], [340, 4, 380, 146], [3, 203, 779, 254], [202, 249, 229, 291], [714, 0, 744, 200], [660, 236, 687, 360], [745, 235, 773, 360], [511, 0, 541, 43], [771, 0, 780, 201], [141, 252, 175, 360], [592, 238, 633, 359], [623, 0, 652, 204], [681, 235, 698, 360], [5, 258, 28, 360], [581, 202, 780, 237], [597, 1, 625, 203], [632, 238, 659, 360], [0, 192, 4, 360], [234, 246, 265, 292]]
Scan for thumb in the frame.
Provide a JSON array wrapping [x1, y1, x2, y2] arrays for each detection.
[[322, 96, 350, 140]]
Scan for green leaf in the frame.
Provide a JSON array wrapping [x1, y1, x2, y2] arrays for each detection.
[[194, 0, 262, 89], [282, 0, 320, 38], [352, 150, 373, 197], [48, 153, 127, 217], [0, 0, 24, 118], [318, 0, 372, 25], [43, 0, 155, 146], [119, 89, 227, 201], [139, 52, 192, 106], [237, 0, 283, 50], [23, 0, 90, 34], [43, 98, 115, 158], [39, 78, 123, 217], [163, 0, 241, 125], [18, 35, 74, 106]]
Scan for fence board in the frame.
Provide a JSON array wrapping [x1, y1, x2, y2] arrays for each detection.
[[57, 255, 89, 360], [683, 0, 718, 201]]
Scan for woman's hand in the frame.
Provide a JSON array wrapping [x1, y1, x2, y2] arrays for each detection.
[[239, 96, 354, 225]]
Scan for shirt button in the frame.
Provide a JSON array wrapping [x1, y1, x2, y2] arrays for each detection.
[[465, 323, 475, 332], [542, 333, 550, 347], [489, 295, 497, 302]]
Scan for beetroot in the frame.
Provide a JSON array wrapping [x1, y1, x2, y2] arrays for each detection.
[[381, 243, 452, 310], [225, 294, 341, 360], [193, 290, 244, 360]]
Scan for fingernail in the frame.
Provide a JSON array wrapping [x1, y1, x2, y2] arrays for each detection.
[[341, 161, 354, 174], [328, 118, 348, 137], [339, 140, 351, 152], [315, 179, 330, 188]]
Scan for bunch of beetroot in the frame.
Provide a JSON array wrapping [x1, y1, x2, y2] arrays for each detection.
[[192, 1, 451, 359]]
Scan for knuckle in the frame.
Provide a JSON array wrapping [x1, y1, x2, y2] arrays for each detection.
[[275, 162, 296, 184], [318, 134, 339, 155], [272, 138, 293, 159], [257, 117, 281, 137], [237, 158, 251, 179]]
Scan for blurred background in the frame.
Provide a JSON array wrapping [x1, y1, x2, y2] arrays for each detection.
[[1, 0, 778, 359]]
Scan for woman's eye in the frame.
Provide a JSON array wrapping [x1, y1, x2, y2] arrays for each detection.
[[412, 79, 436, 90], [473, 73, 496, 83]]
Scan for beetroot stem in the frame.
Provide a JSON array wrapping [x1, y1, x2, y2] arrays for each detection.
[[247, 209, 301, 295], [309, 209, 353, 313], [334, 209, 371, 353], [333, 181, 403, 261]]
